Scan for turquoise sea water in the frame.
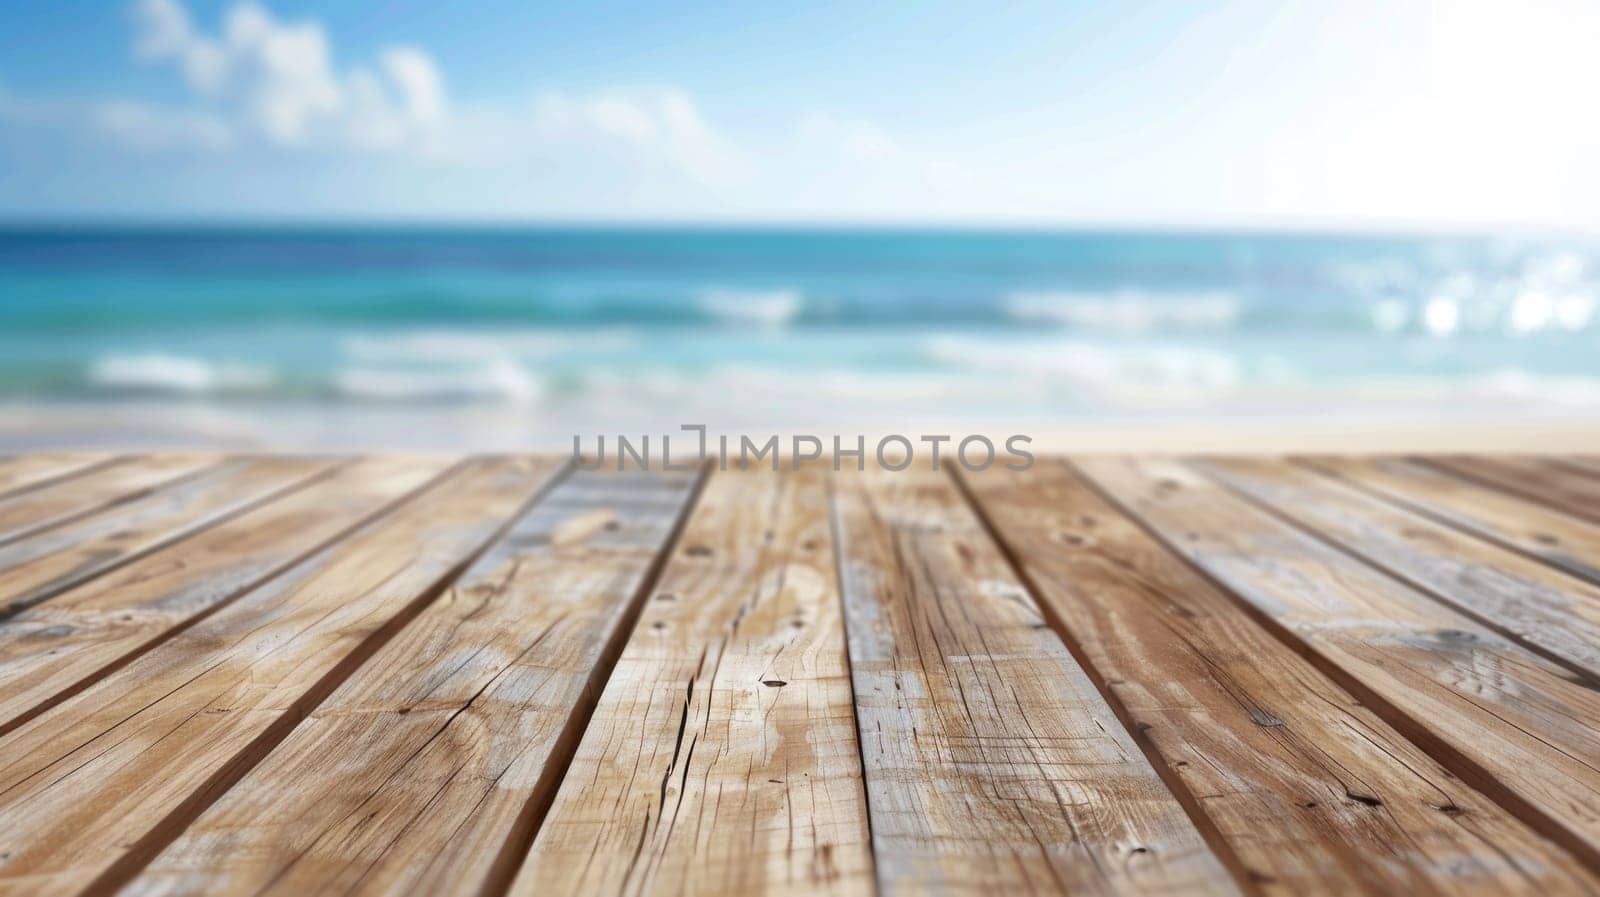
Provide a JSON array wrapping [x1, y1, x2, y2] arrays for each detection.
[[2, 226, 1598, 424]]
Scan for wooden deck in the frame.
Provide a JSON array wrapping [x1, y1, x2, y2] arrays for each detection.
[[2, 453, 1600, 896]]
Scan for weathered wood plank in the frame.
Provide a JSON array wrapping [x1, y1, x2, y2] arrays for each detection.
[[1303, 456, 1600, 587], [0, 454, 213, 544], [1552, 457, 1600, 479], [0, 456, 335, 621], [836, 463, 1235, 895], [0, 456, 451, 736], [513, 464, 874, 897], [1078, 456, 1600, 867], [1198, 457, 1600, 682], [127, 465, 701, 897], [1425, 456, 1600, 525], [0, 454, 119, 500], [964, 459, 1600, 895], [0, 457, 563, 895]]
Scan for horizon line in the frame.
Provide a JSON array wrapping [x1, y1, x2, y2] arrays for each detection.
[[0, 213, 1595, 242]]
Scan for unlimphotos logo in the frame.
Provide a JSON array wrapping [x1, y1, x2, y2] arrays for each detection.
[[573, 425, 1033, 471]]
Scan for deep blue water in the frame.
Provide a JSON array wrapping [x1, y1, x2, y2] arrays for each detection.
[[1, 226, 1597, 415]]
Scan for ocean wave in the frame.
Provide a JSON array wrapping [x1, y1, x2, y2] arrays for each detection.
[[89, 354, 276, 394], [1004, 290, 1240, 333], [343, 328, 639, 362], [1347, 369, 1600, 407], [922, 336, 1242, 401], [696, 289, 804, 328], [1472, 370, 1600, 405], [335, 359, 544, 404]]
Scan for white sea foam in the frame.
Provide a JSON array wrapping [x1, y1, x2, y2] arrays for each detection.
[[1469, 369, 1600, 406], [922, 336, 1241, 401], [342, 328, 638, 362], [335, 358, 543, 404], [1338, 369, 1600, 408], [702, 365, 974, 403], [89, 354, 275, 394], [1004, 290, 1240, 333], [570, 364, 1003, 427], [696, 289, 803, 328]]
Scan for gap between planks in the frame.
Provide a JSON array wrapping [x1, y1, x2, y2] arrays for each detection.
[[0, 454, 128, 504]]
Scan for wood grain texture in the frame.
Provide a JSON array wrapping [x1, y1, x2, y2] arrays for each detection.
[[1303, 455, 1600, 587], [1553, 457, 1600, 479], [1078, 456, 1600, 867], [513, 464, 874, 897], [1425, 456, 1600, 525], [1197, 457, 1600, 683], [0, 456, 451, 736], [836, 463, 1235, 896], [0, 453, 118, 500], [964, 459, 1600, 896], [128, 465, 702, 897], [0, 454, 213, 544], [0, 452, 1597, 894], [0, 457, 562, 896], [0, 456, 334, 621]]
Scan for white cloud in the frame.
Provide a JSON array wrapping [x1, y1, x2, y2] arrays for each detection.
[[798, 113, 901, 163], [118, 0, 753, 185], [789, 111, 970, 205], [133, 0, 229, 94], [129, 0, 445, 151], [1, 81, 234, 154], [2, 0, 953, 216], [528, 89, 749, 183], [382, 48, 444, 126], [95, 101, 234, 151]]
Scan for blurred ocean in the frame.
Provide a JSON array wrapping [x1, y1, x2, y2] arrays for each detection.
[[1, 226, 1598, 446]]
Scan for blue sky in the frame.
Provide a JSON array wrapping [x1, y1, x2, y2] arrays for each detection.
[[1, 0, 1596, 228]]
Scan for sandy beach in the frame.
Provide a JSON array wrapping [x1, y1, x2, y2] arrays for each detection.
[[4, 399, 1598, 454]]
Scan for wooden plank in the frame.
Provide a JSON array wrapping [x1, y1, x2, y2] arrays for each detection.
[[128, 465, 702, 897], [964, 458, 1600, 894], [1078, 456, 1600, 867], [1198, 457, 1600, 682], [1425, 456, 1600, 524], [0, 456, 335, 621], [1303, 456, 1600, 586], [512, 464, 874, 897], [0, 454, 119, 500], [0, 456, 563, 895], [0, 456, 451, 736], [0, 454, 214, 544], [1551, 457, 1600, 480], [834, 463, 1234, 895]]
